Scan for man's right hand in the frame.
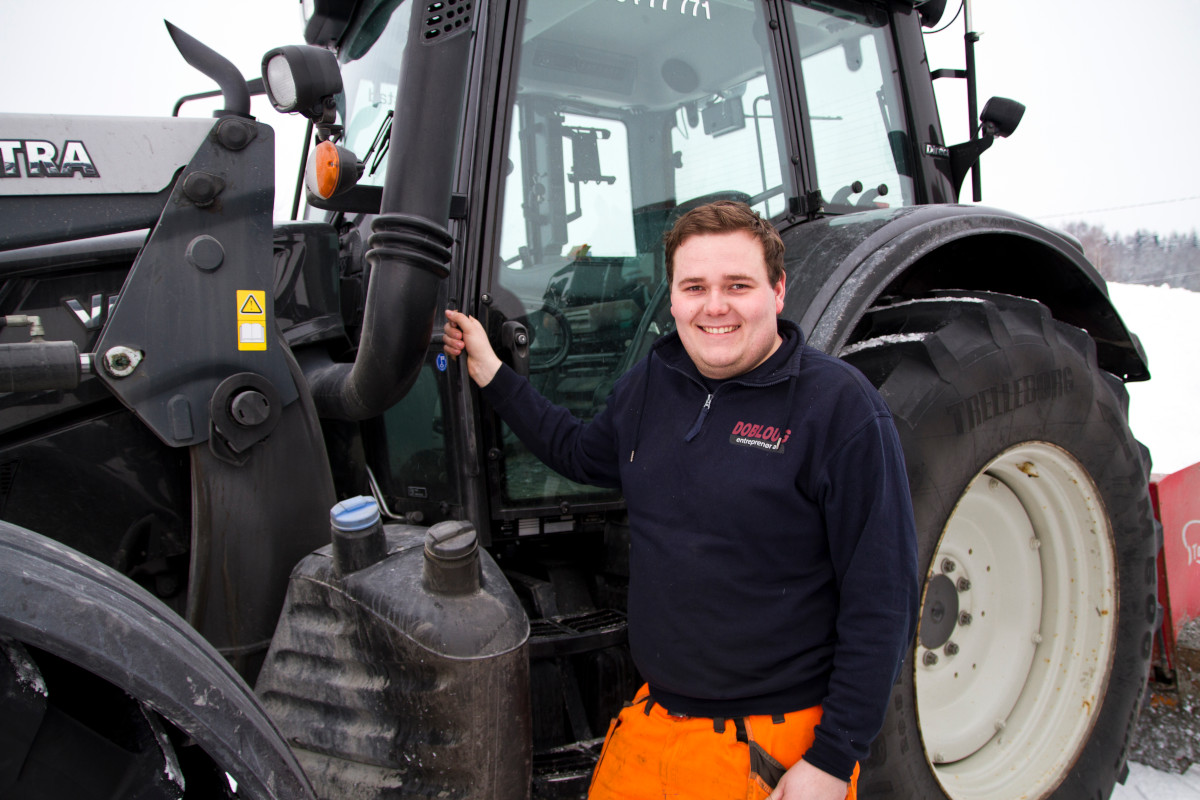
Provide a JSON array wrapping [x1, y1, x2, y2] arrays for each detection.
[[444, 308, 503, 387]]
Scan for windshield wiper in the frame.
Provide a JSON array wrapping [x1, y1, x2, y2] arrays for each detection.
[[363, 109, 393, 177]]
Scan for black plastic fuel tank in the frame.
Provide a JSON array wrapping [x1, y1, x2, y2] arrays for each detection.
[[257, 497, 532, 799]]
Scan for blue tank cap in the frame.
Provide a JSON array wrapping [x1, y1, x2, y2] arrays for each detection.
[[330, 495, 381, 532]]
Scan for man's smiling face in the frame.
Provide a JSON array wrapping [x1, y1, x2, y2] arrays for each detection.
[[669, 230, 786, 380]]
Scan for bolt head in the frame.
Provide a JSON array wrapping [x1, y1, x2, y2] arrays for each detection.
[[923, 650, 939, 666], [182, 172, 221, 206], [186, 235, 225, 272], [957, 577, 971, 592], [941, 558, 956, 574], [216, 118, 256, 150], [230, 390, 271, 427], [959, 612, 973, 626], [944, 641, 959, 656]]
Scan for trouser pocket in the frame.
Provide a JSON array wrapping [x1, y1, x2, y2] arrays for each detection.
[[748, 739, 787, 790], [589, 687, 652, 797], [588, 715, 622, 795], [739, 717, 787, 800]]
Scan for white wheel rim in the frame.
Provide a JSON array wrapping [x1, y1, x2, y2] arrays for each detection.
[[915, 443, 1117, 799]]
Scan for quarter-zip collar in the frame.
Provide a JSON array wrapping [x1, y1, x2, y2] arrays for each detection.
[[629, 321, 805, 457], [653, 319, 806, 391]]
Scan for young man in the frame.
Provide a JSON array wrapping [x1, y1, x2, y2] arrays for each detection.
[[444, 201, 919, 800]]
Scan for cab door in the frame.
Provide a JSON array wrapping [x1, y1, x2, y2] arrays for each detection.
[[477, 0, 804, 528]]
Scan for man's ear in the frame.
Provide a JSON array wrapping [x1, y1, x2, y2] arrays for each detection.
[[774, 273, 787, 314]]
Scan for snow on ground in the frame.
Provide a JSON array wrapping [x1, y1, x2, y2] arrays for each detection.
[[1103, 283, 1200, 798], [1113, 762, 1200, 799], [1107, 283, 1200, 477]]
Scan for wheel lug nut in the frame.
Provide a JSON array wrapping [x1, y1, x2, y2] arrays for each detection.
[[944, 641, 959, 656], [941, 558, 956, 574], [959, 612, 972, 626], [957, 577, 971, 592], [923, 651, 939, 666]]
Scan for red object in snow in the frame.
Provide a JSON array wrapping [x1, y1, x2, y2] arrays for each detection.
[[1150, 460, 1200, 675]]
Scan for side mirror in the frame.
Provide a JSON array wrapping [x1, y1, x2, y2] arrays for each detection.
[[948, 96, 1026, 197], [980, 97, 1025, 138]]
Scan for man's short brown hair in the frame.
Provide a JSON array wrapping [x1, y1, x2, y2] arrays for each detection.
[[664, 200, 785, 286]]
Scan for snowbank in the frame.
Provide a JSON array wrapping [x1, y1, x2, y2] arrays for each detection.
[[1101, 283, 1200, 798], [1112, 762, 1200, 799], [1107, 283, 1200, 476]]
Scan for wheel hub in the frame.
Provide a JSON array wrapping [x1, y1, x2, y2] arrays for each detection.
[[918, 573, 959, 651], [915, 443, 1117, 799]]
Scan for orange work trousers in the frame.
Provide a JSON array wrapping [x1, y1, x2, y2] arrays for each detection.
[[588, 685, 858, 800]]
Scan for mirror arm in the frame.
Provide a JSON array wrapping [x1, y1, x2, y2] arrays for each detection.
[[948, 133, 995, 200]]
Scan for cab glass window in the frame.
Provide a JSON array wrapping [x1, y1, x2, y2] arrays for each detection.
[[491, 0, 792, 511], [787, 1, 915, 213]]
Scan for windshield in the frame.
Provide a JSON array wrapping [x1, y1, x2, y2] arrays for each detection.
[[337, 0, 411, 187]]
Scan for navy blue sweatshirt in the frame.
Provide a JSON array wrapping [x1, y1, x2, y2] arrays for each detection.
[[482, 320, 919, 780]]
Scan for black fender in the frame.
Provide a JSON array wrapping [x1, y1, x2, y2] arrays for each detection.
[[778, 205, 1150, 381], [0, 520, 315, 800]]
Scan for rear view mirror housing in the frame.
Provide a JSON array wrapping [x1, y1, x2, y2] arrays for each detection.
[[980, 97, 1025, 138], [948, 96, 1026, 196]]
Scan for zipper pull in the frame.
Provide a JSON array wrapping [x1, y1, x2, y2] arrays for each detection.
[[684, 393, 713, 442]]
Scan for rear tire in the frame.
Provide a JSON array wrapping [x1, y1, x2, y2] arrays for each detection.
[[841, 292, 1156, 800]]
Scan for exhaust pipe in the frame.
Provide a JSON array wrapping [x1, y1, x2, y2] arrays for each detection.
[[306, 4, 475, 421], [165, 21, 252, 118]]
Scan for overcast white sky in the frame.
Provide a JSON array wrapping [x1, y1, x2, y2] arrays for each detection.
[[921, 0, 1200, 238], [4, 0, 1199, 237]]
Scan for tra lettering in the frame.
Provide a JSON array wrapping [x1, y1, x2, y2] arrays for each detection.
[[0, 139, 100, 179]]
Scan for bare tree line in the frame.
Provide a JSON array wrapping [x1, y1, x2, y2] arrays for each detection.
[[1062, 222, 1200, 291]]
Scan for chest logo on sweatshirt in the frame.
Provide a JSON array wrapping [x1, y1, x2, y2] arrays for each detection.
[[729, 421, 790, 453]]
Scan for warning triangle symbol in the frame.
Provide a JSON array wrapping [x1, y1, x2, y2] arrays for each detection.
[[240, 294, 264, 314]]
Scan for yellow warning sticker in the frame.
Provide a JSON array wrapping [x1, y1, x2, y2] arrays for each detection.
[[236, 290, 267, 351]]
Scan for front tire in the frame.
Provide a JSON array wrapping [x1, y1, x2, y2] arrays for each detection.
[[841, 292, 1156, 800], [0, 523, 315, 800]]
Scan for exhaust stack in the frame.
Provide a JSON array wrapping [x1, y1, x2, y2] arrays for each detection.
[[305, 4, 475, 420]]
